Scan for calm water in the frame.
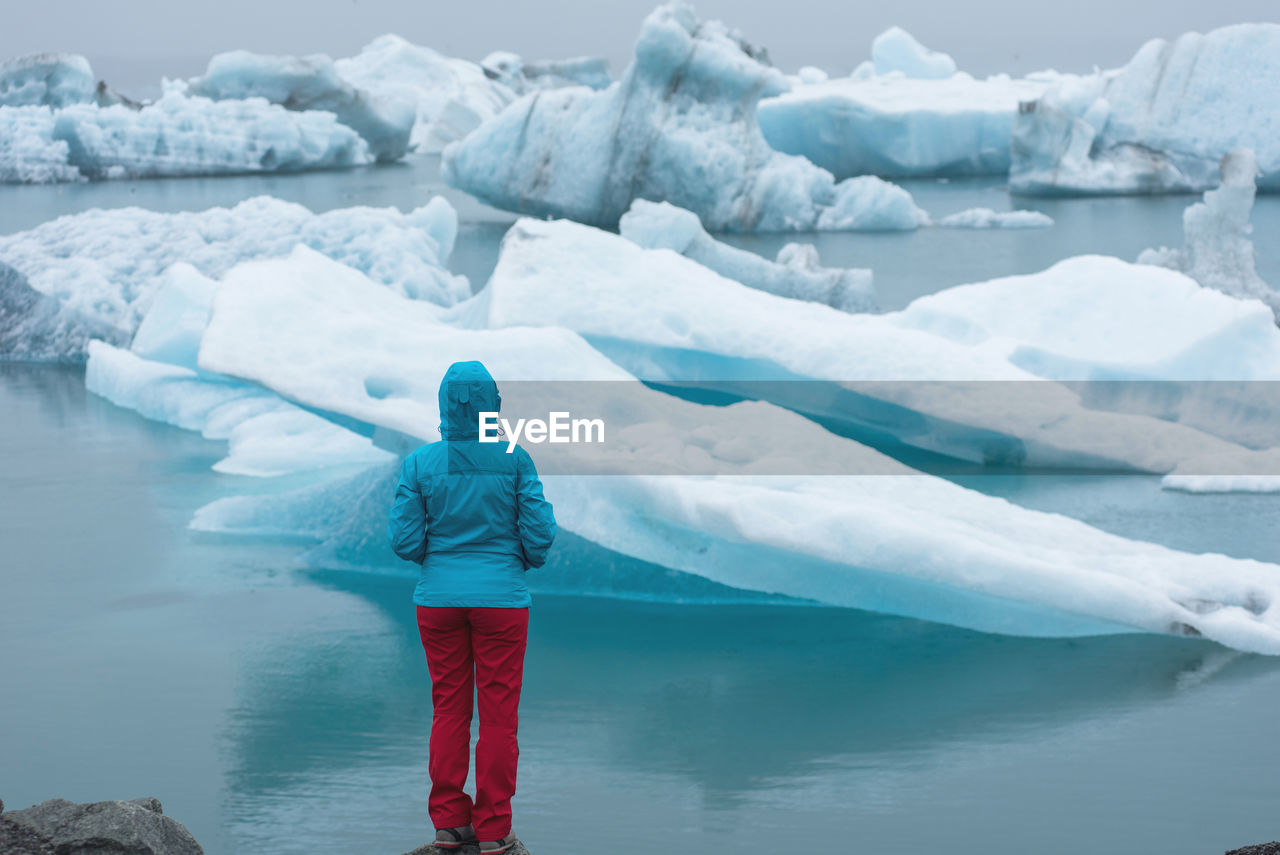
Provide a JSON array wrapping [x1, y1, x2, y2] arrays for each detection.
[[3, 160, 1280, 854]]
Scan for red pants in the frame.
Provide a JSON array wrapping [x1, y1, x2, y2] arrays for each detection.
[[416, 606, 529, 840]]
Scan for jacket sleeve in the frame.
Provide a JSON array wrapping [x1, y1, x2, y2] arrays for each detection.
[[387, 455, 429, 564], [515, 446, 556, 570]]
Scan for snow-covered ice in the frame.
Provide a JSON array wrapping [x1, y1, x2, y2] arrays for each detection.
[[442, 2, 928, 232], [187, 50, 415, 162], [478, 217, 1280, 469], [618, 200, 875, 311], [936, 208, 1054, 228], [116, 244, 1280, 654], [0, 53, 96, 108], [1010, 24, 1280, 194], [0, 195, 465, 360], [1139, 149, 1278, 321], [0, 91, 372, 183]]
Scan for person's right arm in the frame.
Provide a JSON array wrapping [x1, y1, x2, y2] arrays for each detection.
[[515, 446, 556, 569], [387, 455, 429, 564]]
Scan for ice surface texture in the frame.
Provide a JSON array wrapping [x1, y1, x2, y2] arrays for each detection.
[[619, 199, 876, 311], [936, 208, 1053, 228], [0, 91, 371, 183], [0, 53, 96, 108], [134, 245, 1280, 653], [1139, 150, 1279, 322], [869, 27, 957, 79], [442, 2, 928, 232], [187, 50, 415, 162], [1011, 24, 1280, 195], [0, 196, 465, 360]]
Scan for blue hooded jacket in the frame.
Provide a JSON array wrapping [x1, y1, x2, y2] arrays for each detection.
[[387, 360, 557, 608]]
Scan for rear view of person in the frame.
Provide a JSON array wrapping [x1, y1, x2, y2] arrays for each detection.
[[388, 360, 557, 853]]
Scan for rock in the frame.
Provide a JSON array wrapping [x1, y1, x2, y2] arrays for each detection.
[[402, 839, 531, 855], [3, 796, 202, 855], [1227, 844, 1280, 855]]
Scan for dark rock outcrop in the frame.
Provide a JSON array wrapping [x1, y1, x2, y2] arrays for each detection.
[[1227, 844, 1280, 855], [403, 839, 531, 855], [0, 795, 203, 855]]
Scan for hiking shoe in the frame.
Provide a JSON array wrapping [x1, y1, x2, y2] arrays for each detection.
[[434, 825, 477, 849], [479, 835, 517, 854]]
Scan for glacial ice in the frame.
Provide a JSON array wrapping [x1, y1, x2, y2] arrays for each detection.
[[618, 200, 875, 311], [0, 195, 465, 360], [869, 27, 957, 79], [1138, 150, 1279, 322], [442, 2, 928, 232], [140, 244, 1280, 653], [480, 217, 1280, 469], [0, 91, 372, 183], [758, 26, 1057, 179], [0, 259, 128, 361], [1010, 24, 1280, 194], [479, 52, 612, 94], [0, 53, 96, 108], [936, 207, 1053, 229], [1162, 473, 1280, 493], [186, 50, 416, 161]]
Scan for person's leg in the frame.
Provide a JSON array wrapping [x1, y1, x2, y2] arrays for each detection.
[[417, 605, 475, 830], [469, 607, 529, 841]]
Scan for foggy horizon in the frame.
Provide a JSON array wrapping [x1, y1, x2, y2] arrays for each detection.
[[4, 0, 1278, 95]]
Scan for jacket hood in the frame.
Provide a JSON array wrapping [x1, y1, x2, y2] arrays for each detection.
[[438, 360, 500, 440]]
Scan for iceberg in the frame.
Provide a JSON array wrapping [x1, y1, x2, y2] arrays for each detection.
[[186, 50, 415, 162], [479, 51, 612, 94], [936, 207, 1054, 228], [1162, 473, 1280, 494], [479, 217, 1280, 469], [335, 35, 518, 153], [618, 199, 875, 311], [869, 27, 957, 79], [0, 91, 371, 183], [112, 244, 1280, 653], [1138, 149, 1278, 322], [1010, 24, 1280, 194], [0, 195, 466, 361], [0, 259, 128, 362], [758, 26, 1057, 180], [442, 2, 928, 232], [0, 53, 96, 108]]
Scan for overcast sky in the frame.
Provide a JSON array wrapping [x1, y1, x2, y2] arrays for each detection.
[[4, 0, 1277, 94]]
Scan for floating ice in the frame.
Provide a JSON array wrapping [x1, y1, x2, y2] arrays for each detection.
[[187, 50, 415, 162], [1162, 473, 1280, 493], [1138, 150, 1278, 322], [0, 53, 96, 108], [936, 207, 1054, 228], [0, 195, 465, 361], [618, 199, 875, 311], [442, 2, 927, 232], [0, 90, 372, 183], [150, 245, 1280, 653], [481, 217, 1280, 468], [1010, 24, 1280, 194], [0, 259, 127, 362], [870, 27, 957, 79], [479, 51, 612, 94]]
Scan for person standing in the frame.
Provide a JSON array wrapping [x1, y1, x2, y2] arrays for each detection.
[[388, 360, 556, 853]]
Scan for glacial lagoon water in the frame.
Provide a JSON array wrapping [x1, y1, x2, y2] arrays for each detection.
[[3, 159, 1280, 854]]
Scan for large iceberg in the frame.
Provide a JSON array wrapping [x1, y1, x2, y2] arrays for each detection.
[[0, 91, 372, 183], [477, 217, 1280, 468], [618, 200, 876, 311], [93, 244, 1280, 653], [1010, 24, 1280, 194], [442, 2, 928, 232], [0, 53, 96, 108], [0, 195, 465, 361], [758, 27, 1058, 179], [186, 50, 415, 162], [479, 52, 612, 94], [1139, 149, 1279, 322]]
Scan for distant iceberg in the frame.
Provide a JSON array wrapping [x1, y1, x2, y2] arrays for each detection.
[[618, 199, 876, 311], [479, 51, 612, 94], [186, 50, 416, 161], [442, 2, 928, 232], [0, 195, 466, 361], [936, 207, 1053, 229], [1010, 24, 1280, 194], [1139, 149, 1279, 322], [479, 217, 1280, 469], [759, 28, 1059, 179], [84, 244, 1280, 653]]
